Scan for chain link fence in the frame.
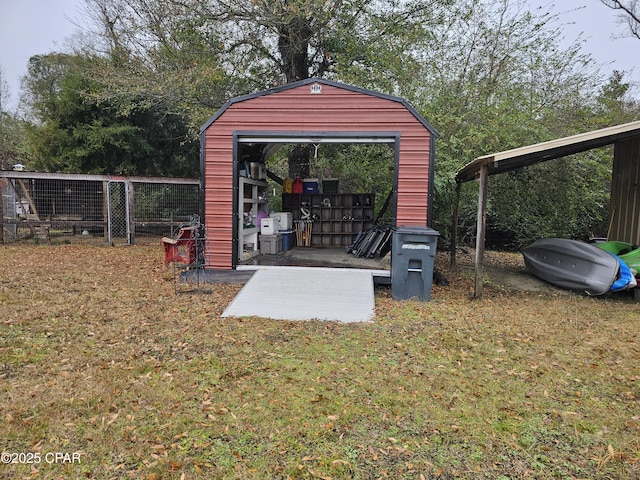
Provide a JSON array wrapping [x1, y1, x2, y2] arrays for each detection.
[[1, 172, 200, 245]]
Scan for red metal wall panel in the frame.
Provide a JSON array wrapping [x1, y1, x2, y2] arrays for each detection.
[[203, 81, 434, 269]]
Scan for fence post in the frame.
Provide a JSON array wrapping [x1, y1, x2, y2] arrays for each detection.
[[102, 181, 109, 240], [127, 180, 135, 245]]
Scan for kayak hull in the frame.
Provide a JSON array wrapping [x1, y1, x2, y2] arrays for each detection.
[[522, 238, 619, 295], [596, 241, 640, 272]]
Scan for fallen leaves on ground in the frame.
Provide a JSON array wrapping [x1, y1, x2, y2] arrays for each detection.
[[0, 242, 639, 479]]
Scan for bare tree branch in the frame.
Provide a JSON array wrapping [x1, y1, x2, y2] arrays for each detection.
[[601, 0, 640, 39]]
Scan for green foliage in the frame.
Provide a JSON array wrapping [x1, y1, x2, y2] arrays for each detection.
[[310, 144, 394, 192], [21, 54, 199, 176], [408, 0, 639, 249], [310, 144, 395, 221], [12, 0, 640, 247], [485, 152, 613, 249], [134, 184, 200, 222], [0, 110, 29, 170]]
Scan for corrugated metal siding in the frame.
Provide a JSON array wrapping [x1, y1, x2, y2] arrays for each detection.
[[203, 134, 234, 269], [204, 82, 433, 269], [610, 137, 640, 243]]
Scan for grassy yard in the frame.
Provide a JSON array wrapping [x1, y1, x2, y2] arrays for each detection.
[[0, 243, 638, 479]]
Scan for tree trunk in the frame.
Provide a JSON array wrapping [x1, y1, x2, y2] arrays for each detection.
[[288, 145, 311, 179], [278, 16, 312, 83], [277, 15, 313, 176]]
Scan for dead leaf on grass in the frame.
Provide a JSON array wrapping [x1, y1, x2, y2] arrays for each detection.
[[308, 469, 333, 480]]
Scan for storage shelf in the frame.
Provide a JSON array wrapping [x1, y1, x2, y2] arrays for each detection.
[[282, 193, 374, 247], [239, 177, 268, 261]]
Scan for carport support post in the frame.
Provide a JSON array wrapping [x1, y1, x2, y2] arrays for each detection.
[[474, 164, 488, 298], [451, 182, 461, 268]]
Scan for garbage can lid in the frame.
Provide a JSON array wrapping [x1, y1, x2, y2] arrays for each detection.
[[394, 225, 440, 236]]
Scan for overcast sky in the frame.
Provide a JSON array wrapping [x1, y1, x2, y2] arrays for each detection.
[[1, 0, 638, 111]]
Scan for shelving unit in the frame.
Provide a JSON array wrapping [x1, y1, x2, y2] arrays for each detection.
[[238, 177, 268, 261], [282, 193, 374, 247]]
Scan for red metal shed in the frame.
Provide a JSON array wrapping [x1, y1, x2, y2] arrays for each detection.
[[200, 78, 438, 269]]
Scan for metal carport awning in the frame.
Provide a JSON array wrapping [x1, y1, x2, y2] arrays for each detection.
[[453, 120, 640, 298], [456, 120, 640, 182]]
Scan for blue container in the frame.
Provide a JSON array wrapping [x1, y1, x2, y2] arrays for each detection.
[[303, 179, 319, 193], [280, 229, 295, 250]]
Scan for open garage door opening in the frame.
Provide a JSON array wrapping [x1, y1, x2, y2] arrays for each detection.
[[234, 134, 397, 270]]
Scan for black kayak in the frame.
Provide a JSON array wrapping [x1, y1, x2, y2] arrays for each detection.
[[522, 238, 619, 295]]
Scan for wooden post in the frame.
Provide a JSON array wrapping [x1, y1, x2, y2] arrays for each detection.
[[17, 179, 51, 243], [17, 180, 38, 219], [451, 181, 461, 268], [474, 164, 488, 298]]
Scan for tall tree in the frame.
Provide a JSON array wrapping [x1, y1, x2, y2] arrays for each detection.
[[77, 0, 447, 88], [24, 0, 636, 247], [74, 0, 236, 126], [593, 70, 640, 125], [0, 67, 7, 116], [0, 66, 30, 170], [22, 53, 198, 176], [411, 0, 603, 246], [76, 0, 447, 176], [0, 111, 28, 172]]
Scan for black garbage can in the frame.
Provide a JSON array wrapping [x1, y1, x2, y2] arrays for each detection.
[[391, 226, 439, 301]]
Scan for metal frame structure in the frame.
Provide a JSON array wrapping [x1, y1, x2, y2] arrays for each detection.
[[1, 171, 200, 245], [453, 120, 640, 298]]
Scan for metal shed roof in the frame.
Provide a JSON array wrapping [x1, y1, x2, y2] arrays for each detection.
[[456, 120, 640, 183]]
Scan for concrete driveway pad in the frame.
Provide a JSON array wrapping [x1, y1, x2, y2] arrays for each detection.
[[222, 267, 375, 323]]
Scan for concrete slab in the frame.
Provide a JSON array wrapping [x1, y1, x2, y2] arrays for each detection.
[[222, 267, 375, 322]]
